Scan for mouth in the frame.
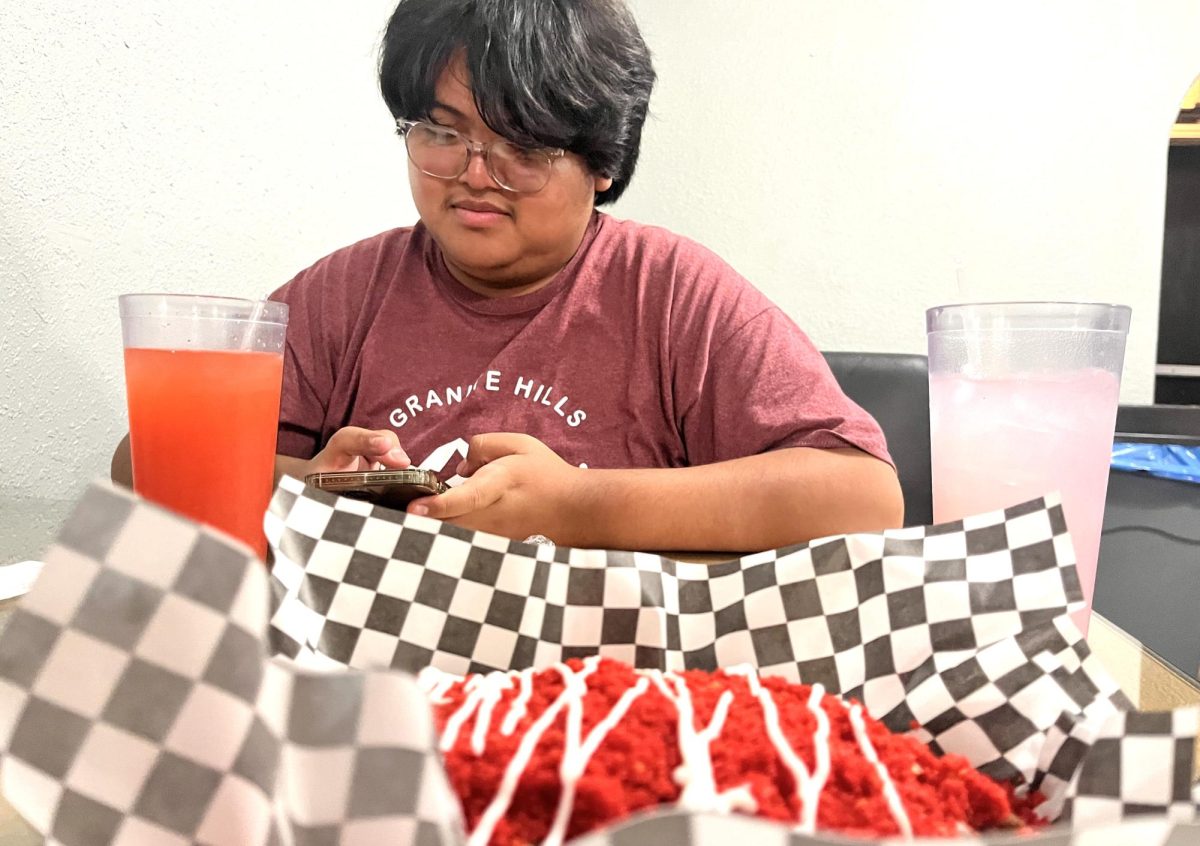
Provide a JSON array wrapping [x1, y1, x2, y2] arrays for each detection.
[[449, 199, 511, 228], [451, 199, 509, 214]]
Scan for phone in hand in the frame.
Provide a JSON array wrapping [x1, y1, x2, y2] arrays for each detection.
[[304, 468, 448, 510]]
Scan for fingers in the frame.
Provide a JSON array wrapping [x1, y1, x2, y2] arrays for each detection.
[[408, 470, 503, 519], [459, 432, 535, 477], [369, 434, 412, 468], [318, 427, 410, 471]]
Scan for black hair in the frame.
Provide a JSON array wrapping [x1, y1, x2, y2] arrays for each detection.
[[378, 0, 656, 205]]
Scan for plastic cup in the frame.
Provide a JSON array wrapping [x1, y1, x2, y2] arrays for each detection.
[[926, 302, 1131, 635], [119, 294, 288, 558]]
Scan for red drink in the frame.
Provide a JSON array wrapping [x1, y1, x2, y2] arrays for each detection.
[[124, 347, 283, 557]]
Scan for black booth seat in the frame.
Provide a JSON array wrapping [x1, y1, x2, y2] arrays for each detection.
[[822, 351, 932, 528]]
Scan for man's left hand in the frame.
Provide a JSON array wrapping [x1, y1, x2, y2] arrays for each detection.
[[405, 433, 585, 542]]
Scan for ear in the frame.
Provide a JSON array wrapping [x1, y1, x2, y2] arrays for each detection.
[[593, 174, 614, 194]]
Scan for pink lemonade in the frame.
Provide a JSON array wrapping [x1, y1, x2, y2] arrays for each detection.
[[929, 368, 1121, 634]]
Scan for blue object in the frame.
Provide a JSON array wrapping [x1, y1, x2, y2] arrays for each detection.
[[1111, 441, 1200, 484]]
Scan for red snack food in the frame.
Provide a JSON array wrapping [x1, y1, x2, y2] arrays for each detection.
[[420, 657, 1040, 845]]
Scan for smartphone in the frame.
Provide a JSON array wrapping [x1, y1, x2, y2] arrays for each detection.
[[304, 468, 448, 510]]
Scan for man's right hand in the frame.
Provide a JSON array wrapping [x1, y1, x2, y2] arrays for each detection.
[[275, 427, 411, 483]]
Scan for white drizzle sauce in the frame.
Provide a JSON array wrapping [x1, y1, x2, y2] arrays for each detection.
[[416, 665, 458, 705], [500, 669, 532, 735], [470, 672, 514, 756], [439, 675, 483, 752], [542, 675, 650, 846], [848, 703, 913, 840], [725, 665, 830, 833], [647, 671, 757, 815], [466, 658, 600, 846], [433, 661, 917, 843]]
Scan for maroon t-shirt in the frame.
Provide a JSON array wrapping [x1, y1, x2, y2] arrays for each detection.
[[270, 213, 890, 481]]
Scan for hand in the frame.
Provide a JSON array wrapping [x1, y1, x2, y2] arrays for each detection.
[[301, 427, 411, 475], [407, 433, 584, 542]]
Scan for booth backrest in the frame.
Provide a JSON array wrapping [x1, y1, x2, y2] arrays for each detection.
[[822, 351, 933, 527]]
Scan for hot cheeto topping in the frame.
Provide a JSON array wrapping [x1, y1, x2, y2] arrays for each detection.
[[418, 658, 1044, 844]]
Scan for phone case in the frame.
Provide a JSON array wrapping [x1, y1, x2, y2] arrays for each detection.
[[304, 469, 448, 510]]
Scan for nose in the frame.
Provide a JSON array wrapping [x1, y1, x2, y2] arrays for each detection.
[[460, 145, 502, 191]]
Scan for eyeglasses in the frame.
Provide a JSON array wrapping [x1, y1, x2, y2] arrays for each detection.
[[395, 119, 566, 194]]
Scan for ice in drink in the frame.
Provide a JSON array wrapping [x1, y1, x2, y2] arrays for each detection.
[[929, 368, 1121, 634], [123, 347, 283, 557]]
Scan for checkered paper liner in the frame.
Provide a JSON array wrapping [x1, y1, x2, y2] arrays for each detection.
[[566, 810, 1200, 846], [0, 479, 1191, 845], [0, 482, 464, 846]]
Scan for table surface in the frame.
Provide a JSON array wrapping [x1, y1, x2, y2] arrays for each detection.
[[0, 596, 1194, 846]]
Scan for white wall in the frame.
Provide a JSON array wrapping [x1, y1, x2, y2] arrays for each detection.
[[3, 1, 1198, 563], [619, 0, 1198, 369]]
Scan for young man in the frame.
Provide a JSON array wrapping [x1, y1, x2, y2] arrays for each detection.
[[118, 0, 904, 551]]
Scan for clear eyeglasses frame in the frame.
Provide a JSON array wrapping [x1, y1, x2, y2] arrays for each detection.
[[395, 118, 566, 194]]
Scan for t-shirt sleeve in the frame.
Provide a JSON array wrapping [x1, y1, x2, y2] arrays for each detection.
[[676, 302, 894, 469], [269, 266, 338, 460]]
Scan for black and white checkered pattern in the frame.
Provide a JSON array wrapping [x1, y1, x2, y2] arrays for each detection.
[[0, 477, 1197, 845], [1064, 706, 1200, 826], [268, 481, 1082, 694], [565, 809, 1200, 846], [902, 615, 1137, 811], [0, 482, 463, 846]]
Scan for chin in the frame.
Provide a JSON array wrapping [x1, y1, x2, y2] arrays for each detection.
[[443, 250, 522, 286], [443, 243, 512, 270]]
